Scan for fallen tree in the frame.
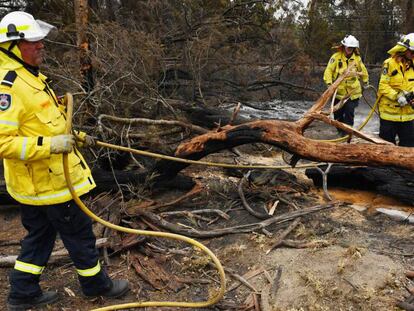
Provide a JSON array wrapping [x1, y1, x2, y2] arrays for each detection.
[[153, 66, 414, 184]]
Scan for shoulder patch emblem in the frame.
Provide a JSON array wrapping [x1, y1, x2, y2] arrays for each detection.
[[0, 93, 11, 111], [330, 58, 335, 64], [382, 67, 388, 75]]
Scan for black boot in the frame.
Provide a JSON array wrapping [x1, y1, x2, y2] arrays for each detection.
[[86, 279, 130, 299], [7, 291, 59, 311], [103, 279, 129, 298]]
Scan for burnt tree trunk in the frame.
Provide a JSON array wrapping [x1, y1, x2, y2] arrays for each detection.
[[152, 120, 414, 180], [74, 0, 94, 93], [305, 165, 414, 205], [170, 100, 250, 129]]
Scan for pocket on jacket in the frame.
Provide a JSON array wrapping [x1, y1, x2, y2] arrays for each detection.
[[31, 160, 53, 193], [6, 161, 36, 195], [48, 153, 84, 190], [35, 106, 65, 135]]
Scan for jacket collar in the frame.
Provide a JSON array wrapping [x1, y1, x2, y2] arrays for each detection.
[[16, 67, 49, 90], [341, 51, 356, 61]]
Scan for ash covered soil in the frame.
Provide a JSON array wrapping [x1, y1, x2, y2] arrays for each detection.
[[0, 95, 412, 311], [0, 145, 412, 311]]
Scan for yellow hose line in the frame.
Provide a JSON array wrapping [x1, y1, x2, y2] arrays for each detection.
[[64, 86, 381, 309], [63, 93, 226, 310], [315, 87, 380, 143], [96, 140, 317, 169]]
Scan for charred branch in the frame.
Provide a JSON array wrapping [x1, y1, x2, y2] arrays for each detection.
[[305, 165, 414, 205], [152, 119, 414, 181], [136, 203, 335, 238]]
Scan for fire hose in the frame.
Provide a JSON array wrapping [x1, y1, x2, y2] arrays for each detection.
[[64, 85, 373, 308], [62, 92, 323, 310], [63, 93, 228, 311]]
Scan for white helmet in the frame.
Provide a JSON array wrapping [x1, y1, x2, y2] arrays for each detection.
[[0, 11, 55, 43], [341, 35, 359, 48], [397, 33, 414, 51]]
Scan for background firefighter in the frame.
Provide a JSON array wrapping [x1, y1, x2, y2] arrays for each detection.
[[323, 34, 369, 133], [377, 33, 414, 147]]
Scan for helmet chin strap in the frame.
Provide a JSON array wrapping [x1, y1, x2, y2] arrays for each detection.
[[0, 44, 39, 76], [8, 40, 17, 51]]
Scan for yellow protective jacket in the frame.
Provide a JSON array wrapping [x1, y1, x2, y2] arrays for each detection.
[[323, 51, 369, 100], [0, 43, 95, 206], [378, 56, 414, 122]]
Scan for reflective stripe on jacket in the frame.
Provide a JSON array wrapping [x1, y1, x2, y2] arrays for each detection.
[[378, 56, 414, 122], [323, 51, 369, 100], [0, 43, 95, 205]]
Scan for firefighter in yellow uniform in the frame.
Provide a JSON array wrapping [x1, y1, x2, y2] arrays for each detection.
[[377, 34, 414, 146], [0, 12, 129, 310], [323, 35, 369, 130]]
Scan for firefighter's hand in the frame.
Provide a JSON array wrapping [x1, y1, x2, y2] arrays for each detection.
[[50, 134, 75, 154], [82, 135, 96, 147], [74, 131, 96, 148], [397, 92, 409, 107]]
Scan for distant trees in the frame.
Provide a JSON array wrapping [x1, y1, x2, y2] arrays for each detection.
[[0, 0, 412, 107], [300, 0, 413, 64]]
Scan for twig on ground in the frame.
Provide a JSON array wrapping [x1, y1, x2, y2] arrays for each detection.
[[370, 249, 414, 257], [160, 209, 229, 220], [279, 239, 331, 249], [271, 266, 283, 301], [260, 284, 272, 311], [268, 200, 279, 216], [315, 163, 333, 201], [0, 239, 21, 247], [127, 181, 203, 213], [138, 203, 336, 238], [226, 266, 270, 293], [238, 171, 272, 219], [266, 218, 301, 254], [225, 267, 258, 292], [229, 102, 241, 125], [397, 299, 414, 311], [98, 114, 207, 134], [253, 293, 260, 311]]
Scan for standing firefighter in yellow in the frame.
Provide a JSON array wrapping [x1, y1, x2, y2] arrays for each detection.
[[0, 11, 129, 310], [377, 34, 414, 146], [323, 35, 369, 130]]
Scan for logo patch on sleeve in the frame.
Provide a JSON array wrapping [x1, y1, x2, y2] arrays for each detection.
[[0, 93, 11, 111]]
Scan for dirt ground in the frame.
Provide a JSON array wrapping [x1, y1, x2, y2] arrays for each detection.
[[0, 144, 412, 311]]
